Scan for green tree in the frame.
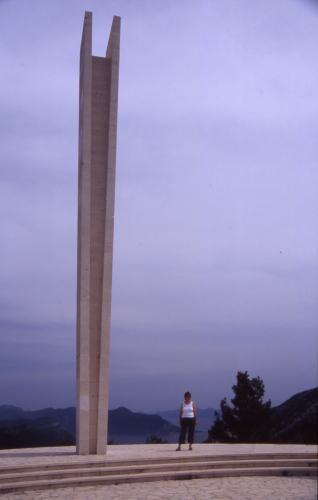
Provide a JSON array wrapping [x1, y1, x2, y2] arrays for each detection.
[[145, 435, 168, 444], [208, 371, 272, 443]]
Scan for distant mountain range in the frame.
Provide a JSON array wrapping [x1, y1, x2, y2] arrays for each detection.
[[0, 406, 179, 449], [0, 387, 316, 449], [0, 406, 75, 435], [0, 416, 74, 449], [0, 407, 76, 449]]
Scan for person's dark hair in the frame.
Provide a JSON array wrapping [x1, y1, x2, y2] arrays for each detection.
[[184, 391, 191, 398]]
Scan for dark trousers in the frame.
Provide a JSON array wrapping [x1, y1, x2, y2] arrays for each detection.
[[179, 417, 195, 445]]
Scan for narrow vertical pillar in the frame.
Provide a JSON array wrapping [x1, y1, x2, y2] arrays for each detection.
[[76, 12, 120, 455]]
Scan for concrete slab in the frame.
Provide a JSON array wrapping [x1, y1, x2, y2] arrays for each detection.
[[0, 445, 316, 499], [0, 474, 316, 500], [0, 443, 316, 467]]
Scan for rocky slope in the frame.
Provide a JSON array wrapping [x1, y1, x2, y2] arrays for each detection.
[[270, 387, 317, 444]]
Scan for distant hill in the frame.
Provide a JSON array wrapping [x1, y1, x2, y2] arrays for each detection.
[[0, 406, 75, 436], [0, 406, 25, 420], [0, 405, 179, 449], [0, 417, 75, 449], [1, 388, 316, 449], [270, 387, 317, 444]]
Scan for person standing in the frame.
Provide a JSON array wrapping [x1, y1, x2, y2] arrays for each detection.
[[176, 391, 198, 451]]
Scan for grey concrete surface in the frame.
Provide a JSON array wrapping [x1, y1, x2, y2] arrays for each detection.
[[0, 476, 317, 500], [0, 443, 315, 466], [0, 444, 316, 499]]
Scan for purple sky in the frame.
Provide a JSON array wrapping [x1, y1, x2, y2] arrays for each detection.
[[0, 0, 317, 413]]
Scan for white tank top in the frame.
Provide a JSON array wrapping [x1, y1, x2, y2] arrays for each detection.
[[182, 401, 194, 418]]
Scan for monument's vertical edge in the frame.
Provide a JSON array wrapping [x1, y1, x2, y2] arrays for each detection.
[[77, 12, 120, 455], [89, 55, 110, 454], [76, 11, 92, 456], [97, 16, 121, 454]]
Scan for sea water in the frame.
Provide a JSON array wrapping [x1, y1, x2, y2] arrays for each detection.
[[108, 417, 212, 445]]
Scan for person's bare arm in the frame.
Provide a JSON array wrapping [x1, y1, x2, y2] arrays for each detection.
[[179, 404, 183, 426], [193, 403, 198, 426]]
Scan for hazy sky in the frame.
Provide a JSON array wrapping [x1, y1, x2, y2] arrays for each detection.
[[1, 0, 317, 413]]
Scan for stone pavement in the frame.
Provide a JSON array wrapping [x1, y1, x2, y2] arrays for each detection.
[[1, 477, 317, 500], [0, 444, 316, 499], [0, 443, 315, 466]]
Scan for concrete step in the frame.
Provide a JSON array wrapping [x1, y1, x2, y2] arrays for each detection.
[[0, 451, 316, 475], [0, 466, 317, 494], [1, 458, 317, 483], [0, 453, 317, 494]]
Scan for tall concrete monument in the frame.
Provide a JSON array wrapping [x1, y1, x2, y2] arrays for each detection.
[[76, 12, 120, 455]]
